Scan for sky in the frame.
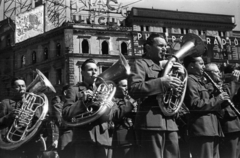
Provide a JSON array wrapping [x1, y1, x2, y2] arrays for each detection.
[[0, 0, 240, 30]]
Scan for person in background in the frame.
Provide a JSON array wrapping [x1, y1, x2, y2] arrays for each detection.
[[62, 58, 112, 158], [110, 79, 138, 158], [183, 56, 229, 158], [51, 84, 74, 158], [128, 33, 185, 158], [205, 63, 240, 158]]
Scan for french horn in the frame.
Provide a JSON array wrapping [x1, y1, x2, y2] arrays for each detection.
[[157, 33, 205, 116], [0, 69, 56, 150], [64, 53, 131, 127]]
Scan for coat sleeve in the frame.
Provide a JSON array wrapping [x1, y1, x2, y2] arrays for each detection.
[[185, 78, 223, 112], [0, 100, 14, 129], [62, 86, 86, 121], [128, 59, 168, 100], [52, 102, 63, 126], [109, 99, 133, 122]]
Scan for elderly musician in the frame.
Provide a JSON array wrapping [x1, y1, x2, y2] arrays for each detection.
[[205, 63, 240, 158], [183, 56, 230, 158], [128, 33, 185, 158]]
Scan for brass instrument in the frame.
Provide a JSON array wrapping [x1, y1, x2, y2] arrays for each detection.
[[157, 33, 205, 116], [64, 53, 131, 127], [0, 69, 56, 150], [204, 71, 240, 117]]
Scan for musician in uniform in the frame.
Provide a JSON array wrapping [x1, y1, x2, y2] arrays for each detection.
[[63, 58, 113, 158], [205, 63, 240, 158], [0, 77, 59, 158], [51, 85, 75, 158], [128, 33, 185, 158], [183, 56, 230, 158], [110, 79, 138, 158]]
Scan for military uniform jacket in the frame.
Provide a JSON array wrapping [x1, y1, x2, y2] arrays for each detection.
[[128, 58, 178, 131], [63, 82, 111, 146], [184, 74, 224, 137], [0, 98, 59, 151], [207, 82, 240, 134], [110, 97, 136, 147]]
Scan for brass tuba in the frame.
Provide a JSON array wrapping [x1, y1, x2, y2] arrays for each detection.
[[157, 33, 205, 116], [64, 53, 131, 127], [0, 69, 56, 150]]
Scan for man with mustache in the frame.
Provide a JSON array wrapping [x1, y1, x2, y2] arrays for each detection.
[[205, 63, 240, 158], [183, 56, 230, 158]]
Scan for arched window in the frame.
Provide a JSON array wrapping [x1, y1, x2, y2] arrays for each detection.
[[44, 47, 48, 60], [32, 51, 36, 64], [56, 43, 61, 56], [82, 39, 89, 54], [121, 42, 128, 55], [21, 55, 25, 67], [102, 41, 108, 55]]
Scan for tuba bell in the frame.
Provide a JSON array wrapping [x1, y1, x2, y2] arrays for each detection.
[[157, 33, 205, 116], [64, 53, 131, 127], [0, 69, 56, 150]]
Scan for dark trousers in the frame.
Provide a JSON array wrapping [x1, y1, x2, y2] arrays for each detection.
[[75, 141, 110, 158], [112, 145, 137, 158], [220, 131, 240, 158], [189, 136, 220, 158], [137, 130, 179, 158]]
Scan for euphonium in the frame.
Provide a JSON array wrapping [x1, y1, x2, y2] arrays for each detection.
[[64, 53, 131, 127], [0, 69, 56, 150], [157, 33, 205, 116]]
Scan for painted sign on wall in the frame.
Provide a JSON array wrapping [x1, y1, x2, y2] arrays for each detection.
[[15, 5, 44, 43]]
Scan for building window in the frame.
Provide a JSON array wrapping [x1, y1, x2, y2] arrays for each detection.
[[121, 42, 128, 55], [146, 26, 149, 31], [56, 69, 62, 84], [102, 41, 109, 55], [6, 34, 11, 46], [44, 47, 48, 60], [56, 43, 61, 56], [21, 55, 25, 67], [82, 39, 89, 54], [32, 51, 37, 64]]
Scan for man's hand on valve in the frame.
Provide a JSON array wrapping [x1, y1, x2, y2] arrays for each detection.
[[83, 90, 93, 102], [161, 75, 184, 91]]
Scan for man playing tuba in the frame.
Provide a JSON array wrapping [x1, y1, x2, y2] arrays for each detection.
[[128, 33, 185, 158], [0, 75, 59, 158], [62, 58, 113, 158]]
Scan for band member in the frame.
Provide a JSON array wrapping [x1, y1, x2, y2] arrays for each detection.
[[62, 59, 112, 158], [128, 33, 184, 158], [205, 63, 240, 158], [183, 56, 230, 158], [110, 79, 137, 158], [0, 77, 59, 158], [51, 85, 74, 158]]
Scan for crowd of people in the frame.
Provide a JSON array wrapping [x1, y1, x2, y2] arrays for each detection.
[[1, 32, 240, 158]]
